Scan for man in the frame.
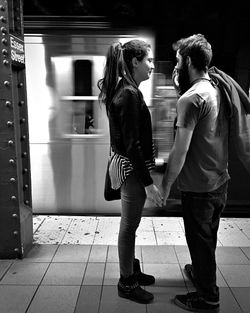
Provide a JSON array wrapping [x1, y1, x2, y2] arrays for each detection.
[[161, 34, 230, 312]]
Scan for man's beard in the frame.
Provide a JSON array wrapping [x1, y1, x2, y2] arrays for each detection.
[[177, 62, 191, 95]]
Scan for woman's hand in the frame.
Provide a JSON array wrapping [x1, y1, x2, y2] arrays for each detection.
[[145, 184, 163, 207]]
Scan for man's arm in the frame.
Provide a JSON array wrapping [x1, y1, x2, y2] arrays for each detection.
[[161, 126, 193, 203]]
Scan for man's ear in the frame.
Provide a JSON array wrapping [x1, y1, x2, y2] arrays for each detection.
[[186, 56, 191, 67], [132, 57, 138, 68]]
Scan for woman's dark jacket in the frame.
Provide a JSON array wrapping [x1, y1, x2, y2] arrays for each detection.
[[108, 81, 155, 186]]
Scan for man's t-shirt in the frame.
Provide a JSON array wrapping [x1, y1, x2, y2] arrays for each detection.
[[176, 79, 230, 192]]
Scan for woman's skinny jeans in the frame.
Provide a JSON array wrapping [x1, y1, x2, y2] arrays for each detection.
[[118, 172, 146, 277]]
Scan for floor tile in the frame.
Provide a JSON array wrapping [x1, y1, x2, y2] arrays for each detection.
[[180, 263, 228, 288], [26, 285, 80, 313], [135, 245, 143, 260], [0, 285, 37, 313], [103, 262, 120, 285], [93, 217, 120, 245], [179, 218, 185, 230], [33, 216, 72, 244], [234, 220, 250, 239], [0, 262, 49, 285], [144, 264, 185, 287], [97, 216, 121, 226], [174, 245, 191, 264], [62, 217, 98, 245], [52, 245, 91, 262], [32, 215, 45, 233], [214, 268, 229, 287], [139, 217, 154, 232], [33, 229, 67, 244], [141, 245, 178, 263], [155, 231, 187, 245], [24, 244, 58, 262], [33, 215, 72, 231], [99, 285, 146, 313], [107, 245, 119, 263], [61, 233, 95, 244], [146, 286, 189, 313], [41, 262, 86, 285], [89, 245, 108, 262], [216, 246, 250, 264], [0, 260, 13, 280], [241, 247, 250, 260], [74, 285, 102, 313], [2, 215, 250, 313], [218, 220, 250, 246], [219, 287, 243, 312], [218, 231, 250, 247], [106, 245, 142, 263], [231, 287, 250, 313], [217, 239, 223, 246], [93, 232, 118, 245], [152, 217, 183, 232], [61, 217, 98, 244], [82, 262, 105, 285], [136, 231, 157, 245], [95, 217, 120, 239], [219, 264, 250, 287]]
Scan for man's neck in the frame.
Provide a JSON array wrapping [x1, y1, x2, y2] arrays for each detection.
[[190, 71, 210, 85]]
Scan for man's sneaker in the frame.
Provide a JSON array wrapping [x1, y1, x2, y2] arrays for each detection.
[[174, 292, 220, 313], [118, 274, 154, 304], [184, 264, 220, 302], [184, 264, 196, 285]]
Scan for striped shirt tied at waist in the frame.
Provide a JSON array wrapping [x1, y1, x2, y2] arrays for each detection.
[[109, 153, 155, 190]]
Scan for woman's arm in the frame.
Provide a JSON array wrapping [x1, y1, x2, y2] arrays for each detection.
[[119, 88, 153, 186]]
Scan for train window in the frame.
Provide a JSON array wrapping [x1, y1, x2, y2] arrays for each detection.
[[52, 55, 107, 138], [72, 60, 94, 134]]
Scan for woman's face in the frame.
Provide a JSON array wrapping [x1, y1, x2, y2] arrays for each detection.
[[133, 48, 154, 85]]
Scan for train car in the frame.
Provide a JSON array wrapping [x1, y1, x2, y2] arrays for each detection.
[[23, 16, 161, 215], [23, 16, 250, 216]]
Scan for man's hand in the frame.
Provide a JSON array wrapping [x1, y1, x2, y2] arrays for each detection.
[[145, 184, 163, 207], [161, 181, 172, 206]]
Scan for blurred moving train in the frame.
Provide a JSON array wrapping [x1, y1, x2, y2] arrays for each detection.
[[24, 17, 250, 216]]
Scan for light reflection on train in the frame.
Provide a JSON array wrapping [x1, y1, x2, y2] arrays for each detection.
[[24, 29, 178, 214]]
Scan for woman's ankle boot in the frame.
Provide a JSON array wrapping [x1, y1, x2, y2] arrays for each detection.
[[133, 258, 155, 286], [117, 273, 154, 304]]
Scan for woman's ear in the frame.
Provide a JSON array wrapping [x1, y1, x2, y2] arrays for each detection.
[[132, 57, 138, 68]]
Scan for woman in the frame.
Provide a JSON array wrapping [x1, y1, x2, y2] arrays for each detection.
[[98, 39, 163, 303]]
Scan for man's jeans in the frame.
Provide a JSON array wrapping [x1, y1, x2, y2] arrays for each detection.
[[181, 181, 228, 302]]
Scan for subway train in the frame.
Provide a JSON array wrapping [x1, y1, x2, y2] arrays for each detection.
[[23, 17, 250, 216]]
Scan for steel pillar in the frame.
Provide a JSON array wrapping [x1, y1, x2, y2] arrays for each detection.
[[0, 0, 32, 259]]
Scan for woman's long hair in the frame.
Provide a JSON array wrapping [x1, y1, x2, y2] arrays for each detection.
[[97, 40, 150, 114]]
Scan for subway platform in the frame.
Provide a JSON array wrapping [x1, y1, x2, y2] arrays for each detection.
[[1, 215, 250, 313]]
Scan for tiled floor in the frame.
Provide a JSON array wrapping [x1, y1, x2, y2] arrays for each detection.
[[1, 215, 250, 313]]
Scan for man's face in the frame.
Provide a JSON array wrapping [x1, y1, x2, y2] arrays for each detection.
[[175, 50, 190, 95]]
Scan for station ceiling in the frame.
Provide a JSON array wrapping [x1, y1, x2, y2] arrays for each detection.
[[23, 1, 248, 28]]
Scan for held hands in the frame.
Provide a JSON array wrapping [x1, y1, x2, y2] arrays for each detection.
[[145, 184, 164, 207], [160, 181, 172, 206]]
